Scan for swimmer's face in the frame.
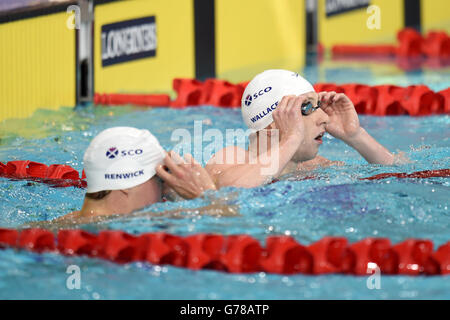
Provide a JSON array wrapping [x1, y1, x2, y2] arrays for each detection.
[[294, 92, 329, 161], [271, 92, 329, 161], [293, 92, 329, 161]]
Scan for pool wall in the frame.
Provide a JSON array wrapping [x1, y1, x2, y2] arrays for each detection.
[[1, 0, 449, 123], [0, 3, 77, 122]]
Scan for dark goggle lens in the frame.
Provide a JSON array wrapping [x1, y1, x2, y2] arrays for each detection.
[[301, 101, 321, 116]]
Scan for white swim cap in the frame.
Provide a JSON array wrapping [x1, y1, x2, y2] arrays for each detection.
[[241, 69, 315, 131], [83, 127, 165, 193]]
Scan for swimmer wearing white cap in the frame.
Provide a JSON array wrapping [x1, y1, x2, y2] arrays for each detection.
[[54, 127, 218, 223], [206, 69, 398, 188]]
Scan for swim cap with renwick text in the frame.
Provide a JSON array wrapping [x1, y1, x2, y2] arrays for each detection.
[[83, 127, 165, 193]]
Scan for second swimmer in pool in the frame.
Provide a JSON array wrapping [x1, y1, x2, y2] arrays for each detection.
[[206, 69, 406, 188], [30, 127, 237, 229]]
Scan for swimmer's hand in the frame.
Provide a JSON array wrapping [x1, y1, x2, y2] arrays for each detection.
[[319, 91, 395, 165], [319, 91, 361, 142], [393, 150, 413, 165], [156, 151, 217, 199], [273, 95, 306, 142]]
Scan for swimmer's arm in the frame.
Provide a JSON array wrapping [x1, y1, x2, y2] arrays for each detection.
[[20, 211, 107, 231], [344, 127, 395, 165], [206, 137, 300, 188], [138, 189, 240, 218], [319, 92, 396, 165], [296, 155, 345, 171], [135, 203, 240, 218], [23, 202, 240, 231]]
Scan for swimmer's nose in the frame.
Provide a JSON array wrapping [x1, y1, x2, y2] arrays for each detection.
[[315, 108, 329, 126]]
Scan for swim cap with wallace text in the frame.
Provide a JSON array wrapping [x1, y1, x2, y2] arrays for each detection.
[[241, 69, 315, 131]]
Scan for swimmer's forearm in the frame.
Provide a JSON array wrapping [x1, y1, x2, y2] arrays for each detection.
[[345, 128, 394, 165]]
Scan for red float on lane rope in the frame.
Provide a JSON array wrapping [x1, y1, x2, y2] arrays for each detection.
[[95, 77, 449, 115], [0, 161, 85, 188], [57, 229, 99, 256], [1, 228, 449, 276], [0, 159, 448, 187], [170, 78, 204, 108], [434, 242, 450, 275], [260, 236, 313, 274], [0, 228, 19, 248], [94, 93, 170, 107], [350, 238, 398, 275], [17, 228, 55, 253], [332, 28, 450, 59]]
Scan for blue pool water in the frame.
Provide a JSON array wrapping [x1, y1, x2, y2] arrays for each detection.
[[0, 60, 449, 299]]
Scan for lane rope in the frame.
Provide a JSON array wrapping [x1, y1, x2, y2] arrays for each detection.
[[0, 228, 448, 276], [0, 161, 448, 187], [94, 80, 450, 116]]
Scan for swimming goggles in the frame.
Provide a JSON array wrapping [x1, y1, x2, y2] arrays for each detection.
[[301, 100, 321, 116]]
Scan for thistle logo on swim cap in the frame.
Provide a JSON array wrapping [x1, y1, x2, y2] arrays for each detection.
[[244, 94, 253, 106], [106, 147, 119, 159], [106, 147, 144, 159], [245, 87, 272, 107]]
